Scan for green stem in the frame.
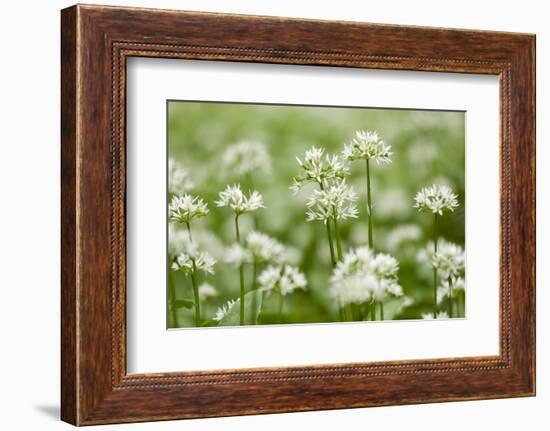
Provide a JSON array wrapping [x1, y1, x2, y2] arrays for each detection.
[[350, 303, 359, 321], [371, 301, 376, 321], [319, 182, 336, 265], [325, 222, 336, 266], [235, 215, 245, 325], [433, 213, 439, 318], [278, 293, 284, 323], [246, 173, 259, 230], [379, 301, 384, 321], [346, 304, 353, 321], [185, 221, 193, 242], [234, 214, 241, 242], [341, 304, 350, 322], [168, 266, 179, 327], [448, 276, 453, 318], [332, 209, 343, 261], [185, 221, 201, 326], [251, 262, 258, 324], [365, 159, 374, 249], [239, 265, 245, 325], [190, 260, 201, 326], [362, 302, 370, 320]]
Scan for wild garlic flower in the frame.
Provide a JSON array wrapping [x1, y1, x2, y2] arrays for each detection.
[[221, 140, 271, 178], [225, 232, 290, 267], [422, 311, 449, 320], [414, 184, 459, 215], [257, 266, 281, 291], [224, 243, 253, 267], [198, 283, 218, 301], [216, 184, 265, 215], [171, 251, 194, 275], [168, 158, 194, 195], [432, 241, 465, 280], [416, 239, 465, 281], [171, 248, 216, 276], [331, 272, 379, 305], [168, 194, 209, 225], [305, 179, 359, 223], [213, 299, 237, 321], [371, 253, 400, 279], [437, 277, 465, 303], [343, 130, 393, 164], [246, 231, 286, 264], [258, 265, 307, 296], [330, 247, 402, 306], [291, 146, 350, 193], [380, 279, 404, 298]]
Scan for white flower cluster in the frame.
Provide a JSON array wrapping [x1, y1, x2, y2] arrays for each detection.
[[330, 247, 403, 306], [198, 283, 218, 301], [246, 231, 286, 264], [433, 241, 465, 303], [306, 180, 359, 223], [437, 277, 465, 304], [168, 194, 209, 224], [221, 140, 271, 178], [432, 240, 465, 280], [414, 184, 459, 215], [257, 265, 307, 296], [291, 146, 350, 193], [213, 299, 237, 322], [422, 311, 449, 320], [168, 158, 195, 195], [216, 184, 265, 215], [416, 239, 465, 277], [343, 130, 393, 164], [171, 244, 216, 276], [223, 243, 252, 267], [224, 231, 286, 267]]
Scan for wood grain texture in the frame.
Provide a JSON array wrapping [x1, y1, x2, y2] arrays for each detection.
[[60, 4, 536, 425], [60, 5, 78, 425]]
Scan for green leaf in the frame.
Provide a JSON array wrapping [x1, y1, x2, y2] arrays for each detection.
[[200, 319, 219, 327], [173, 299, 194, 309], [219, 290, 264, 326]]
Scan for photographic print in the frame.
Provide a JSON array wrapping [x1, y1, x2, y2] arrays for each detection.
[[61, 7, 535, 423], [167, 101, 465, 328]]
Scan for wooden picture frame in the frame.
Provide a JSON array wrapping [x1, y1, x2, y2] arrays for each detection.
[[61, 4, 535, 425]]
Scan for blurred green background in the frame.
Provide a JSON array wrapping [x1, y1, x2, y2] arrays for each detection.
[[167, 101, 465, 328]]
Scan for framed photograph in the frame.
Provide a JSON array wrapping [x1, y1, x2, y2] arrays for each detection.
[[61, 4, 535, 425], [164, 101, 466, 330]]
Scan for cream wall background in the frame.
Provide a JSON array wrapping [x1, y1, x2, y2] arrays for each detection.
[[0, 0, 546, 429]]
